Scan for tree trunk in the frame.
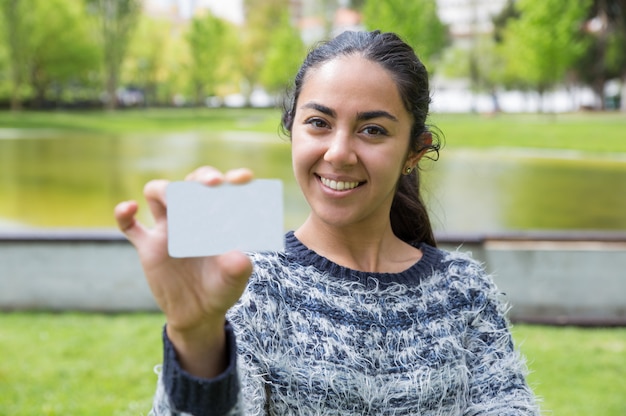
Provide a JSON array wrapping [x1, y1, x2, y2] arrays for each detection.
[[10, 83, 23, 111], [104, 61, 118, 110], [30, 65, 46, 109], [195, 81, 204, 107], [621, 74, 626, 112], [592, 77, 606, 110]]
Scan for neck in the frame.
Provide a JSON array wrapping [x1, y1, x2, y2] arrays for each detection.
[[295, 216, 421, 273]]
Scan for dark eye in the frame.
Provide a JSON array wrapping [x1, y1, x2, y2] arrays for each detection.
[[362, 125, 388, 136], [305, 117, 329, 129]]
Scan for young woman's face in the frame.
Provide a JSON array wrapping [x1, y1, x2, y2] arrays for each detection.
[[291, 54, 417, 231]]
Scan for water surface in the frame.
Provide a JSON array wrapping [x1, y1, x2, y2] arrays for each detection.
[[1, 131, 625, 233]]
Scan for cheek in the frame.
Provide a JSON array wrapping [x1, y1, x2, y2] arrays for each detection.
[[291, 134, 320, 171], [368, 148, 407, 182]]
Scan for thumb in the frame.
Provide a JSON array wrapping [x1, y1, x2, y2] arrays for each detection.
[[217, 250, 254, 291]]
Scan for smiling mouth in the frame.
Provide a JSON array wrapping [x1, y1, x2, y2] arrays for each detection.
[[319, 176, 362, 191]]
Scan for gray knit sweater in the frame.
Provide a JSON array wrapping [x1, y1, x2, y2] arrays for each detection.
[[151, 231, 539, 415]]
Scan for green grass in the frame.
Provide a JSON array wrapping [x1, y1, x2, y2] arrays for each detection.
[[513, 325, 626, 416], [0, 313, 163, 416], [1, 313, 625, 415], [430, 112, 626, 154], [0, 108, 283, 135], [1, 109, 625, 153]]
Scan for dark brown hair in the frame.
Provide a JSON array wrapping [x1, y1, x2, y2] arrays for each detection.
[[282, 30, 441, 246]]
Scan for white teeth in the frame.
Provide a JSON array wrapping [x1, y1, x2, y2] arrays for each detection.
[[320, 177, 360, 191]]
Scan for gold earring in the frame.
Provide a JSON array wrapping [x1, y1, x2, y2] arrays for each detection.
[[404, 166, 413, 175]]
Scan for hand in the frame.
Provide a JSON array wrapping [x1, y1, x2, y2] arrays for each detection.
[[114, 167, 254, 377]]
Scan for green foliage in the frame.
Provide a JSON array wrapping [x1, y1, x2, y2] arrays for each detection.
[[574, 0, 626, 108], [239, 0, 291, 100], [439, 35, 506, 93], [259, 9, 306, 94], [499, 0, 593, 92], [123, 15, 173, 106], [605, 32, 626, 75], [0, 0, 100, 108], [0, 0, 36, 108], [87, 0, 141, 109], [361, 0, 448, 71], [27, 0, 100, 105], [186, 12, 238, 104]]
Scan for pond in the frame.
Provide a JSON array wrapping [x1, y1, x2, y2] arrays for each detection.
[[1, 130, 625, 233]]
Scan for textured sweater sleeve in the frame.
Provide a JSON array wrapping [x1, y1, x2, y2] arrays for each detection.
[[462, 272, 540, 415], [150, 324, 240, 416]]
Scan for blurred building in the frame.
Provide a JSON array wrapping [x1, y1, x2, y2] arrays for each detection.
[[142, 0, 243, 24], [141, 0, 509, 48], [437, 0, 508, 47]]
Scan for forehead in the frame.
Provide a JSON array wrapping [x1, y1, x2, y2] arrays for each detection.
[[298, 55, 407, 116]]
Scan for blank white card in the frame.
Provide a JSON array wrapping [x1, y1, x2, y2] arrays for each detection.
[[167, 180, 284, 257]]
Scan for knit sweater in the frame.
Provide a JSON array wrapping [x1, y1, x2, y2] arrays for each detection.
[[151, 231, 539, 416]]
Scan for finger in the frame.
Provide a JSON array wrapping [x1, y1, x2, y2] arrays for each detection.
[[143, 179, 169, 224], [185, 166, 225, 186], [224, 168, 254, 184], [114, 200, 147, 244], [217, 250, 254, 289]]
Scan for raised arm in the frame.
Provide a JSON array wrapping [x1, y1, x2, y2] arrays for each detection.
[[114, 167, 255, 414]]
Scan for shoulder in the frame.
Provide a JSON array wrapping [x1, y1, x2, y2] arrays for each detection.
[[421, 244, 502, 304], [421, 243, 487, 282]]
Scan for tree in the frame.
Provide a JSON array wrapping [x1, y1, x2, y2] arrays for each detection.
[[87, 0, 140, 110], [186, 12, 237, 106], [0, 0, 29, 110], [439, 35, 508, 112], [27, 0, 99, 108], [123, 15, 170, 106], [576, 0, 626, 110], [361, 0, 448, 71], [239, 0, 290, 103], [0, 0, 99, 109], [258, 8, 306, 96], [498, 0, 592, 111]]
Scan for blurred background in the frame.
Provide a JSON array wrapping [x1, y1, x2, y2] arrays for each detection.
[[0, 0, 624, 232], [0, 1, 625, 415]]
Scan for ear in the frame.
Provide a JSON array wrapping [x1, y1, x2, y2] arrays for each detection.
[[404, 131, 433, 169]]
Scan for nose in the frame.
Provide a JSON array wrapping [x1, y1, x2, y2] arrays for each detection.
[[323, 131, 358, 167]]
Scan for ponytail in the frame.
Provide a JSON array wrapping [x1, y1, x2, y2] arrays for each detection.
[[391, 169, 436, 247]]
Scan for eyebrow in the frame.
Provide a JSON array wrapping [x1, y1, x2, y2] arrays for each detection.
[[356, 110, 398, 122], [300, 102, 336, 118], [300, 102, 398, 122]]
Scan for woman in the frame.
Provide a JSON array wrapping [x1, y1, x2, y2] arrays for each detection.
[[115, 30, 540, 415]]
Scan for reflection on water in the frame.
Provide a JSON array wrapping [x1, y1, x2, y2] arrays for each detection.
[[1, 131, 625, 233], [422, 149, 626, 233]]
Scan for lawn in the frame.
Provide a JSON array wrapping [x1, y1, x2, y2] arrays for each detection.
[[0, 313, 162, 416], [430, 112, 626, 154], [513, 325, 626, 416], [1, 313, 625, 415], [0, 108, 282, 135], [1, 108, 625, 153]]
